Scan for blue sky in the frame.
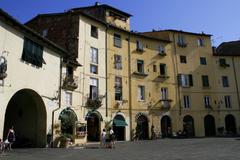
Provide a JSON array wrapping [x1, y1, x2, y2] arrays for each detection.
[[0, 0, 239, 46]]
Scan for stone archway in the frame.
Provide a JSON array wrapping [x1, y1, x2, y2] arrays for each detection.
[[3, 89, 46, 148], [161, 115, 172, 138], [113, 114, 127, 141], [59, 108, 78, 135], [225, 114, 236, 134], [136, 115, 149, 140], [86, 111, 102, 141], [183, 115, 195, 137], [204, 115, 216, 136]]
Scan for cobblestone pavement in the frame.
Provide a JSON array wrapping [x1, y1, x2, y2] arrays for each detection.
[[1, 138, 240, 160]]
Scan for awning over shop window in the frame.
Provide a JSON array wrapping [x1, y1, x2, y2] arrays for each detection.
[[113, 119, 128, 127]]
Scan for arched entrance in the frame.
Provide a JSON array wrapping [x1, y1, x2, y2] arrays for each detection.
[[86, 111, 102, 141], [161, 115, 172, 138], [136, 114, 149, 140], [183, 115, 195, 137], [225, 114, 236, 134], [59, 108, 78, 135], [113, 114, 127, 141], [3, 89, 46, 148], [204, 115, 216, 136]]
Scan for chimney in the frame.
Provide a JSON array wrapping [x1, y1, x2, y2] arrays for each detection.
[[95, 2, 100, 6]]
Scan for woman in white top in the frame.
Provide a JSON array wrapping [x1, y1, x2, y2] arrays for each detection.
[[100, 129, 106, 148]]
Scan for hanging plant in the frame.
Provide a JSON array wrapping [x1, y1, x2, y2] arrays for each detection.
[[85, 98, 102, 110]]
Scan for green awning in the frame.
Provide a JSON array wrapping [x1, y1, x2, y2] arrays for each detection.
[[113, 119, 128, 127]]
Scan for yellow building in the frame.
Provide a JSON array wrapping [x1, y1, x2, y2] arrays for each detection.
[[144, 30, 240, 137], [25, 2, 240, 144]]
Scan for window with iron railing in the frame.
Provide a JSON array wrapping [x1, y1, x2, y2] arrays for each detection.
[[90, 78, 99, 100], [114, 54, 122, 69], [115, 76, 122, 100]]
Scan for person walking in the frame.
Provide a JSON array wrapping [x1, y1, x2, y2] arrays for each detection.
[[7, 126, 15, 151], [100, 129, 106, 148], [109, 128, 115, 149]]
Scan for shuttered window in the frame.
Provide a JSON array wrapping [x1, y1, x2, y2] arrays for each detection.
[[22, 37, 44, 67]]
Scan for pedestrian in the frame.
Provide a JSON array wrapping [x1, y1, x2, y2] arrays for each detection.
[[100, 129, 106, 148], [7, 126, 15, 150], [109, 128, 115, 149], [105, 129, 111, 148], [151, 125, 156, 140]]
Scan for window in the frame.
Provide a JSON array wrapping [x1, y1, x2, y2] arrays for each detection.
[[200, 57, 207, 65], [42, 29, 48, 37], [66, 66, 73, 76], [161, 88, 168, 100], [21, 37, 44, 67], [160, 64, 166, 76], [158, 45, 165, 54], [138, 85, 145, 100], [204, 96, 211, 108], [65, 92, 72, 106], [183, 95, 190, 108], [222, 76, 229, 87], [115, 76, 122, 100], [153, 65, 157, 72], [197, 38, 204, 47], [178, 74, 193, 87], [180, 55, 187, 63], [137, 60, 144, 73], [91, 25, 98, 38], [202, 75, 209, 87], [114, 33, 121, 48], [177, 35, 186, 47], [90, 78, 98, 100], [136, 40, 143, 51], [224, 96, 231, 108], [90, 47, 98, 64], [90, 64, 98, 74], [114, 54, 122, 69]]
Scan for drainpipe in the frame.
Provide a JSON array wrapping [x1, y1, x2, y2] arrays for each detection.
[[105, 25, 108, 118], [51, 57, 63, 147], [172, 33, 182, 116], [127, 32, 133, 140], [232, 57, 240, 110]]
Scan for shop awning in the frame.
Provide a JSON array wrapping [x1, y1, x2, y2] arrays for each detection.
[[113, 119, 128, 127]]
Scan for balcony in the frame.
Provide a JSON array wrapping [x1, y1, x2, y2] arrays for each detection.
[[157, 74, 169, 79], [219, 62, 230, 68], [158, 51, 166, 56], [136, 47, 144, 53], [160, 99, 171, 110], [205, 105, 213, 110], [154, 74, 169, 82], [133, 71, 148, 77], [85, 98, 102, 110], [177, 42, 187, 48], [62, 74, 78, 90]]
